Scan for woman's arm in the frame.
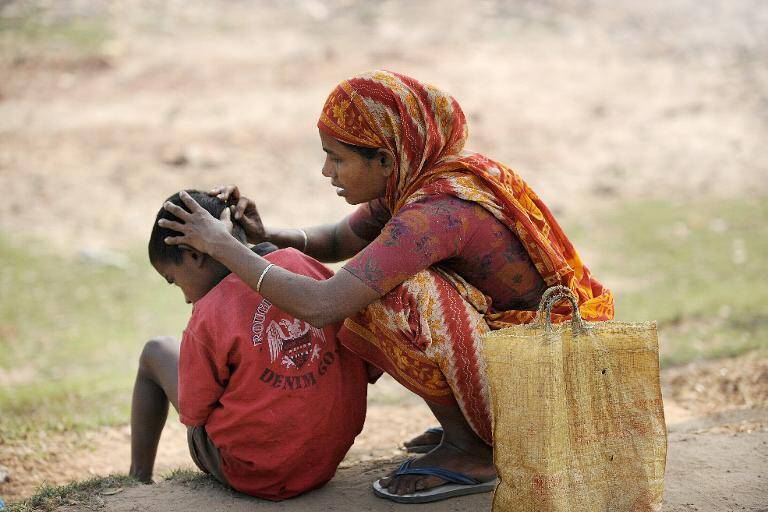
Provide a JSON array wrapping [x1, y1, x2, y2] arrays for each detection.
[[214, 239, 380, 327], [265, 219, 370, 263], [209, 185, 370, 263], [161, 191, 380, 328]]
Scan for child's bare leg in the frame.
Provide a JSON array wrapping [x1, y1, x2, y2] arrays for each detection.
[[129, 336, 180, 483]]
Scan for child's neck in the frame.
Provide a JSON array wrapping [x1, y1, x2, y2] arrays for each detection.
[[209, 264, 232, 288], [199, 263, 232, 298]]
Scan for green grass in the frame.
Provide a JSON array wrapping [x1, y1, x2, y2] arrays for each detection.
[[0, 8, 112, 58], [567, 195, 768, 366], [0, 233, 189, 442], [4, 470, 222, 510], [162, 468, 220, 488], [5, 474, 139, 512]]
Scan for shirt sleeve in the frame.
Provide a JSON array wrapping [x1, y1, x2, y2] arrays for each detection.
[[343, 195, 474, 295], [347, 198, 391, 241], [178, 328, 230, 427]]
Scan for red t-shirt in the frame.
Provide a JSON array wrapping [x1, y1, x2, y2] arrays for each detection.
[[178, 248, 368, 500], [344, 195, 547, 311]]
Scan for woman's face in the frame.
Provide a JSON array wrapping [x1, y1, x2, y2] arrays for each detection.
[[319, 130, 391, 205]]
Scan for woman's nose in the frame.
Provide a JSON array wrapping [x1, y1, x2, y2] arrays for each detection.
[[321, 161, 333, 178]]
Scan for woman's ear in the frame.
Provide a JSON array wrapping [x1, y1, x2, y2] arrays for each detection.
[[376, 149, 395, 177]]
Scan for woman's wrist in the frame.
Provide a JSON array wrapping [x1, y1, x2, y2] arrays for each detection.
[[209, 233, 244, 262], [261, 227, 306, 251], [243, 226, 268, 245]]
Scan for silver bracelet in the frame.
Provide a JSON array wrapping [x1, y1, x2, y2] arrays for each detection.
[[256, 263, 275, 293], [297, 228, 308, 252]]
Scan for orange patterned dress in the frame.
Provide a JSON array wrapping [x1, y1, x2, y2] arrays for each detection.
[[318, 71, 614, 443]]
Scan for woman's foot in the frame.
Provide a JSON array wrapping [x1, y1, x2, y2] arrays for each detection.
[[403, 427, 443, 453], [379, 440, 496, 496]]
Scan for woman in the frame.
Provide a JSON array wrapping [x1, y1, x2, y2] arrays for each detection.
[[160, 70, 614, 502]]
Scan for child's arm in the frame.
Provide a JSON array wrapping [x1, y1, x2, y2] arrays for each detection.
[[177, 329, 228, 426]]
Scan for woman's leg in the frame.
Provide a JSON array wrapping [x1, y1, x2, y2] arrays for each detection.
[[339, 269, 496, 495], [129, 336, 180, 483], [380, 400, 496, 495]]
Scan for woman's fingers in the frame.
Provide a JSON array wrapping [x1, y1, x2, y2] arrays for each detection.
[[157, 218, 186, 232], [219, 206, 234, 234], [163, 201, 190, 220], [163, 235, 187, 246], [178, 190, 206, 213], [234, 196, 250, 220], [207, 184, 240, 202]]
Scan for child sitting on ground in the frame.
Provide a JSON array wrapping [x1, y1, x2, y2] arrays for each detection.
[[128, 190, 369, 500]]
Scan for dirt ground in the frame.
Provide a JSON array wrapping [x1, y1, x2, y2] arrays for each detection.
[[61, 427, 768, 512], [1, 355, 766, 510], [1, 0, 767, 510], [2, 0, 767, 252]]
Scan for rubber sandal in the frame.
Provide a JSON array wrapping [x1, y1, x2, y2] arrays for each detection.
[[372, 458, 498, 504], [404, 427, 443, 454]]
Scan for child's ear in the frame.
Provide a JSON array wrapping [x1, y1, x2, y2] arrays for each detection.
[[180, 245, 206, 268]]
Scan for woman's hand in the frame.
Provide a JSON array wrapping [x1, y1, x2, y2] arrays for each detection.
[[208, 185, 267, 244], [160, 190, 236, 258]]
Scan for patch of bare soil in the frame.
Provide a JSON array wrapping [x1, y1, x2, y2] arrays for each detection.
[[1, 0, 766, 253], [60, 430, 768, 512]]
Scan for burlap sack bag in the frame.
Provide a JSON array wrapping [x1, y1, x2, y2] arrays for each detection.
[[482, 286, 667, 512]]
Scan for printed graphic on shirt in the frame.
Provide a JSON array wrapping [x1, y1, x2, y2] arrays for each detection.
[[251, 298, 273, 345], [251, 298, 328, 372], [266, 318, 326, 369]]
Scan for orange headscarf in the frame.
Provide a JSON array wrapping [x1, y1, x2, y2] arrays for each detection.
[[318, 71, 613, 324]]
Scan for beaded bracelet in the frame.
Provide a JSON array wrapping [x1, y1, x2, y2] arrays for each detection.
[[256, 263, 275, 293]]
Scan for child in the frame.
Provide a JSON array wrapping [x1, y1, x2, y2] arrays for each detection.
[[129, 190, 369, 500]]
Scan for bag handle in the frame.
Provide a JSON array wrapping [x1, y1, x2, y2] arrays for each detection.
[[534, 285, 589, 335]]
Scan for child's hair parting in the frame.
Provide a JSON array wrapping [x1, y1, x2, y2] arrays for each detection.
[[148, 190, 247, 266]]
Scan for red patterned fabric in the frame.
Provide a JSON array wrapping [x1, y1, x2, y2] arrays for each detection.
[[344, 194, 547, 311], [318, 70, 613, 324], [319, 72, 614, 440], [338, 268, 494, 444]]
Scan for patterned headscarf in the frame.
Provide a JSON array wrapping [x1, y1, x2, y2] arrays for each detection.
[[318, 70, 613, 323]]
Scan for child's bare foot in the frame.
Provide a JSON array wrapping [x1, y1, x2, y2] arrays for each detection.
[[128, 467, 153, 484], [379, 440, 496, 496]]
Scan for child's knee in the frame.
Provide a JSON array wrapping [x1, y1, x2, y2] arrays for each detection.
[[139, 336, 177, 371]]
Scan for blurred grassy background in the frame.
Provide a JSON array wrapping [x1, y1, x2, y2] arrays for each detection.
[[0, 235, 188, 441], [2, 196, 765, 443]]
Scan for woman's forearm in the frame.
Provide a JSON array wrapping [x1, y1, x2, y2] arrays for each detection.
[[265, 217, 367, 264], [264, 224, 341, 263], [210, 237, 348, 327]]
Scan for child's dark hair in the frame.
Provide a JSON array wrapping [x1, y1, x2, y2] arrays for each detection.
[[148, 190, 246, 266]]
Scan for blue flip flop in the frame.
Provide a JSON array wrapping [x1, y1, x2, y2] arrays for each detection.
[[404, 426, 443, 453], [372, 458, 498, 504]]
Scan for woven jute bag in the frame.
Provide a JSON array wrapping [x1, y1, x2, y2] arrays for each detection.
[[482, 286, 667, 512]]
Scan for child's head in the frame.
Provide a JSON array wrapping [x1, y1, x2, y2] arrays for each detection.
[[149, 190, 246, 303]]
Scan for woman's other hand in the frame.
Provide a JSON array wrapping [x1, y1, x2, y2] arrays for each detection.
[[160, 190, 236, 258], [208, 185, 266, 243]]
